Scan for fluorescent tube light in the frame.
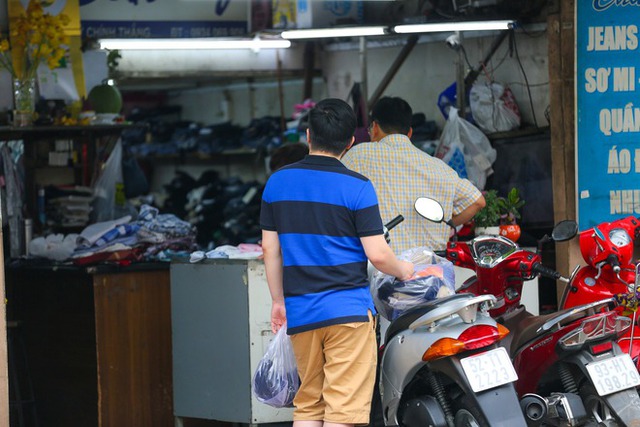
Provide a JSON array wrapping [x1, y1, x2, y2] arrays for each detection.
[[393, 20, 514, 34], [98, 37, 291, 50], [281, 26, 387, 39]]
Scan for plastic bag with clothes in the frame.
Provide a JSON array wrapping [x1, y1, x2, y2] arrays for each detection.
[[469, 81, 521, 134], [371, 247, 456, 321], [252, 324, 299, 408], [435, 107, 496, 190]]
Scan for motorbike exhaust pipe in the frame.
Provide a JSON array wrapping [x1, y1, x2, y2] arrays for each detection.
[[520, 394, 547, 425], [520, 393, 587, 427]]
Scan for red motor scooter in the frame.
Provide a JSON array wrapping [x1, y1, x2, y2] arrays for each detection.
[[559, 216, 640, 367], [414, 197, 640, 426]]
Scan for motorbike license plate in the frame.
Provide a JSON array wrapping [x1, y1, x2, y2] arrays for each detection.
[[586, 353, 640, 396], [460, 347, 518, 393]]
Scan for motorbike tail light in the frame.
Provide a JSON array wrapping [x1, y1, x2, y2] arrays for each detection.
[[590, 341, 613, 354], [421, 324, 510, 361], [421, 337, 465, 361], [558, 312, 632, 350]]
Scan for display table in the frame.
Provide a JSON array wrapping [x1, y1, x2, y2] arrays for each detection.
[[5, 261, 172, 427], [171, 259, 294, 425]]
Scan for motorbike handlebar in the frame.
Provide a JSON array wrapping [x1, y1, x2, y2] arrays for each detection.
[[606, 254, 621, 273], [532, 262, 566, 281], [385, 215, 404, 231]]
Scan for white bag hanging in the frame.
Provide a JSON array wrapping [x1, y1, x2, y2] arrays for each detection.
[[470, 80, 521, 134], [435, 107, 496, 190], [91, 139, 125, 223]]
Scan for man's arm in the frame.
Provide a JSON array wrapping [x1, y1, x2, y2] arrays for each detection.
[[361, 234, 414, 281], [451, 193, 486, 227], [261, 230, 287, 333]]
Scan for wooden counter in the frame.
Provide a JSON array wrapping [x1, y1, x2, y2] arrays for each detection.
[[5, 262, 172, 427]]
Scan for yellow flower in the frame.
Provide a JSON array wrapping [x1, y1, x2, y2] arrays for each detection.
[[0, 0, 70, 80]]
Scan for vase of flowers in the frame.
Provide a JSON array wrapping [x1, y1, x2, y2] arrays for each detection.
[[12, 77, 36, 127], [0, 0, 70, 127]]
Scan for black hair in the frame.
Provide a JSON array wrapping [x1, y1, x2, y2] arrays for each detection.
[[308, 98, 356, 155], [269, 143, 309, 172], [371, 97, 412, 135]]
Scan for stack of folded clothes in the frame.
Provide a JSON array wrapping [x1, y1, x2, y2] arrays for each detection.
[[45, 185, 94, 229]]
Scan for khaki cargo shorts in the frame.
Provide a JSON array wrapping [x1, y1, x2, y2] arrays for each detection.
[[289, 311, 377, 425]]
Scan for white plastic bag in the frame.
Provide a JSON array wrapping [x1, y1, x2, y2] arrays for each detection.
[[470, 81, 521, 134], [91, 139, 125, 222], [252, 324, 299, 408], [371, 247, 456, 321], [435, 107, 497, 190]]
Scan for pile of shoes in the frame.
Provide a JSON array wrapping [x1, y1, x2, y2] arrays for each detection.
[[161, 169, 263, 249]]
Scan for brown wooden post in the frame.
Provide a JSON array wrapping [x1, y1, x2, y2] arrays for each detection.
[[548, 0, 582, 305], [0, 222, 8, 425]]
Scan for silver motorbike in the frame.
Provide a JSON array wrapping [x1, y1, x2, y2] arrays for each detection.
[[377, 215, 528, 427]]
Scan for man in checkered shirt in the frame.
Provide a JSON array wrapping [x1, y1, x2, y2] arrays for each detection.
[[342, 97, 485, 253]]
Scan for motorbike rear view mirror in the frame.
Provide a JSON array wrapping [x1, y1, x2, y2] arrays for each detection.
[[551, 220, 579, 242], [414, 197, 445, 223], [414, 197, 457, 231]]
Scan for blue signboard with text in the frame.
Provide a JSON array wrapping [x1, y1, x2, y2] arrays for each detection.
[[80, 0, 248, 39], [576, 1, 640, 230]]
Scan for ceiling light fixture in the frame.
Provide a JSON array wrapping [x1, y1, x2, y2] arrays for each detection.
[[393, 20, 514, 34], [281, 26, 387, 40], [97, 37, 291, 50]]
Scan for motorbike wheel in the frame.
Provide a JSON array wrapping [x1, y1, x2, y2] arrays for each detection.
[[453, 396, 489, 427]]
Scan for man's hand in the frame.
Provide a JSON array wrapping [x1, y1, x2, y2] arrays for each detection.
[[396, 260, 415, 282], [271, 301, 286, 333]]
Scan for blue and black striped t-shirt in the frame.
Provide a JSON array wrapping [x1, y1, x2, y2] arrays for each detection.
[[260, 155, 383, 334]]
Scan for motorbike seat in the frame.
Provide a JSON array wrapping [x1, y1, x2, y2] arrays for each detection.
[[385, 294, 473, 343], [507, 307, 587, 353]]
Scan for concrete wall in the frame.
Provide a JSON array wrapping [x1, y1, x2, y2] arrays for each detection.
[[168, 76, 327, 127], [322, 29, 549, 130]]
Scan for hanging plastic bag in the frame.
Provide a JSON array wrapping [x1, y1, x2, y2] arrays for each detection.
[[434, 107, 496, 190], [252, 324, 299, 408], [122, 146, 149, 198], [439, 141, 468, 179], [91, 139, 125, 222], [371, 247, 456, 321], [469, 81, 521, 134]]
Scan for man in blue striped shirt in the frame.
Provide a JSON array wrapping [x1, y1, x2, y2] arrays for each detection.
[[261, 98, 413, 427]]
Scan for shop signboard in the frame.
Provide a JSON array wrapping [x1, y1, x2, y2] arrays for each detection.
[[576, 2, 640, 230], [80, 0, 248, 39]]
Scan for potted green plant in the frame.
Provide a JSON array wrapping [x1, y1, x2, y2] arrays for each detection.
[[498, 187, 525, 225], [473, 188, 525, 239], [473, 189, 502, 235], [497, 187, 525, 241]]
